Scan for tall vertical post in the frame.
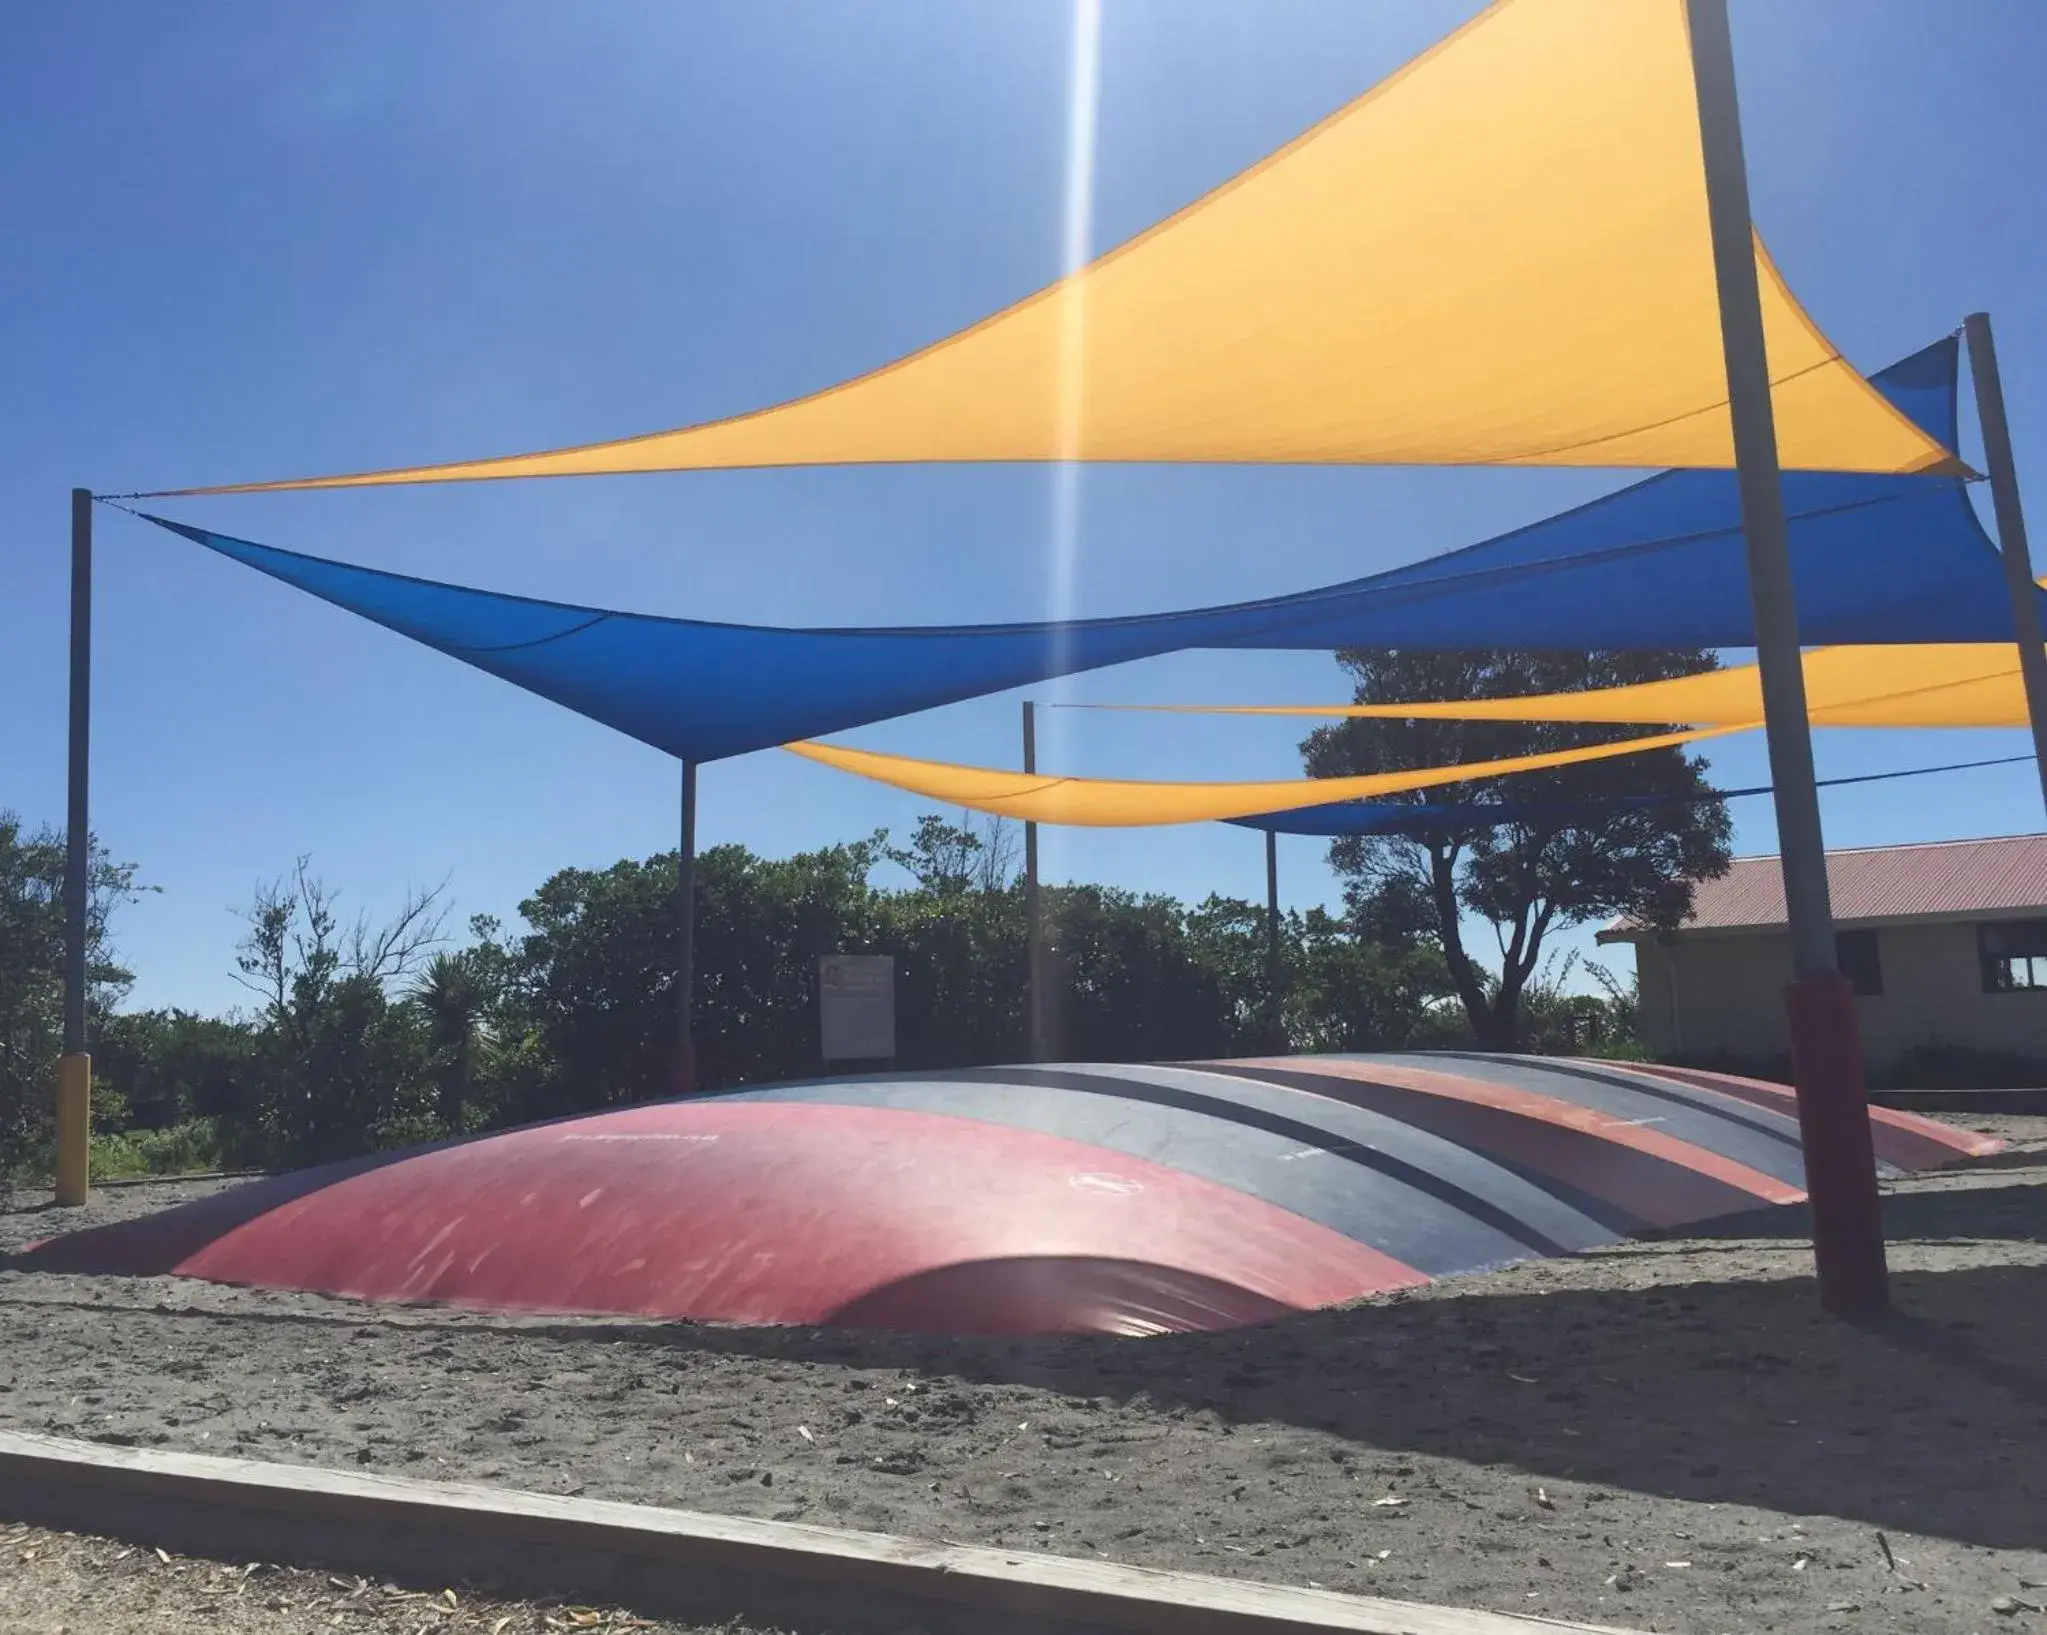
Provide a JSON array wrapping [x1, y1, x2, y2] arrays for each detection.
[[1022, 701, 1048, 1061], [675, 759, 698, 1095], [1686, 0, 1886, 1316], [1264, 828, 1284, 1053], [56, 489, 93, 1206], [1963, 312, 2047, 818]]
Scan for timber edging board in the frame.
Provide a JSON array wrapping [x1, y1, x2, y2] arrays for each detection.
[[0, 1428, 1640, 1635]]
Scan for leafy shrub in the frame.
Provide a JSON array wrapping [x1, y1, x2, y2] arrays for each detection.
[[90, 1118, 234, 1180]]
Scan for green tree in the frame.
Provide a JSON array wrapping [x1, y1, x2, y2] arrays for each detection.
[[1041, 885, 1233, 1062], [509, 852, 686, 1110], [494, 835, 1373, 1103], [233, 861, 446, 1162], [92, 1008, 259, 1128], [34, 805, 1644, 1181], [1179, 887, 1454, 1056], [873, 881, 1028, 1068], [411, 951, 489, 1134], [1182, 894, 1278, 1051], [1286, 905, 1455, 1052], [0, 812, 143, 1180], [1514, 949, 1640, 1055], [500, 835, 890, 1109], [883, 810, 1019, 895], [1302, 650, 1732, 1051], [886, 814, 981, 896]]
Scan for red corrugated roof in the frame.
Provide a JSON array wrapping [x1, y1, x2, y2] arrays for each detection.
[[1602, 832, 2047, 938]]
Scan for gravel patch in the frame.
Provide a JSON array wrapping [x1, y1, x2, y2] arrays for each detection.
[[0, 1519, 774, 1634]]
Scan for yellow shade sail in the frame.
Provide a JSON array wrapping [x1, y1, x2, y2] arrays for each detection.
[[1106, 645, 2040, 730], [161, 0, 1950, 497], [784, 726, 1735, 827]]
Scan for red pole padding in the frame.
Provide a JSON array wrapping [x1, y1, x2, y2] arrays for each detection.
[[1783, 973, 1890, 1317], [673, 1040, 698, 1097]]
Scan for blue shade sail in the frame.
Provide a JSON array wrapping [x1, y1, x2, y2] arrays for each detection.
[[142, 338, 2034, 765]]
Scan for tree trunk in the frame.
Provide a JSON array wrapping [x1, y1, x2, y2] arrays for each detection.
[[1482, 902, 1553, 1055], [1484, 975, 1525, 1053], [1426, 847, 1495, 1048], [438, 1037, 472, 1134]]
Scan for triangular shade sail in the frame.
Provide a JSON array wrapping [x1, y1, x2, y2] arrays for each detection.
[[136, 340, 2015, 765], [1237, 787, 1745, 840], [156, 0, 1949, 496], [1226, 753, 2030, 837], [784, 729, 1731, 827], [1126, 642, 2042, 729]]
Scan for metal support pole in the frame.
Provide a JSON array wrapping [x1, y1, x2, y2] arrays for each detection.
[[1264, 829, 1284, 1053], [1687, 7, 1836, 986], [1963, 312, 2047, 819], [1687, 0, 1886, 1316], [56, 489, 93, 1206], [1022, 701, 1047, 1061], [64, 491, 91, 1055], [675, 759, 698, 1095]]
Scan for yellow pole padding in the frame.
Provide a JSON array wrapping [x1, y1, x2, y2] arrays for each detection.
[[55, 1053, 91, 1206]]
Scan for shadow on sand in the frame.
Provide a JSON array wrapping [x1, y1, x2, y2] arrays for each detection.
[[594, 1165, 2047, 1552]]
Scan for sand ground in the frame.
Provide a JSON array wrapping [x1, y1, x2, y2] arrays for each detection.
[[3, 1113, 2043, 1635]]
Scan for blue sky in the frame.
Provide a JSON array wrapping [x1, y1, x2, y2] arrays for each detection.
[[4, 0, 2045, 1015]]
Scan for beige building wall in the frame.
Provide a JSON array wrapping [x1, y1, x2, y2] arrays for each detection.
[[1629, 919, 2047, 1068]]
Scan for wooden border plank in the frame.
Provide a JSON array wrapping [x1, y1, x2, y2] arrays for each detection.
[[0, 1429, 1639, 1635]]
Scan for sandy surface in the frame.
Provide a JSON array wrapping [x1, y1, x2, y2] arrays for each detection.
[[0, 1520, 767, 1634], [2, 1114, 2044, 1635]]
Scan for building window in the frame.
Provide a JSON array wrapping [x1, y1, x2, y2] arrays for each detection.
[[1835, 928, 1883, 996], [1980, 920, 2047, 993]]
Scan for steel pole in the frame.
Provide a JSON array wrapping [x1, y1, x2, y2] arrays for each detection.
[[675, 759, 698, 1095], [1022, 700, 1047, 1061], [1265, 828, 1284, 1052], [1686, 0, 1885, 1316], [1963, 312, 2047, 819], [1687, 1, 1836, 984], [56, 488, 93, 1205]]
